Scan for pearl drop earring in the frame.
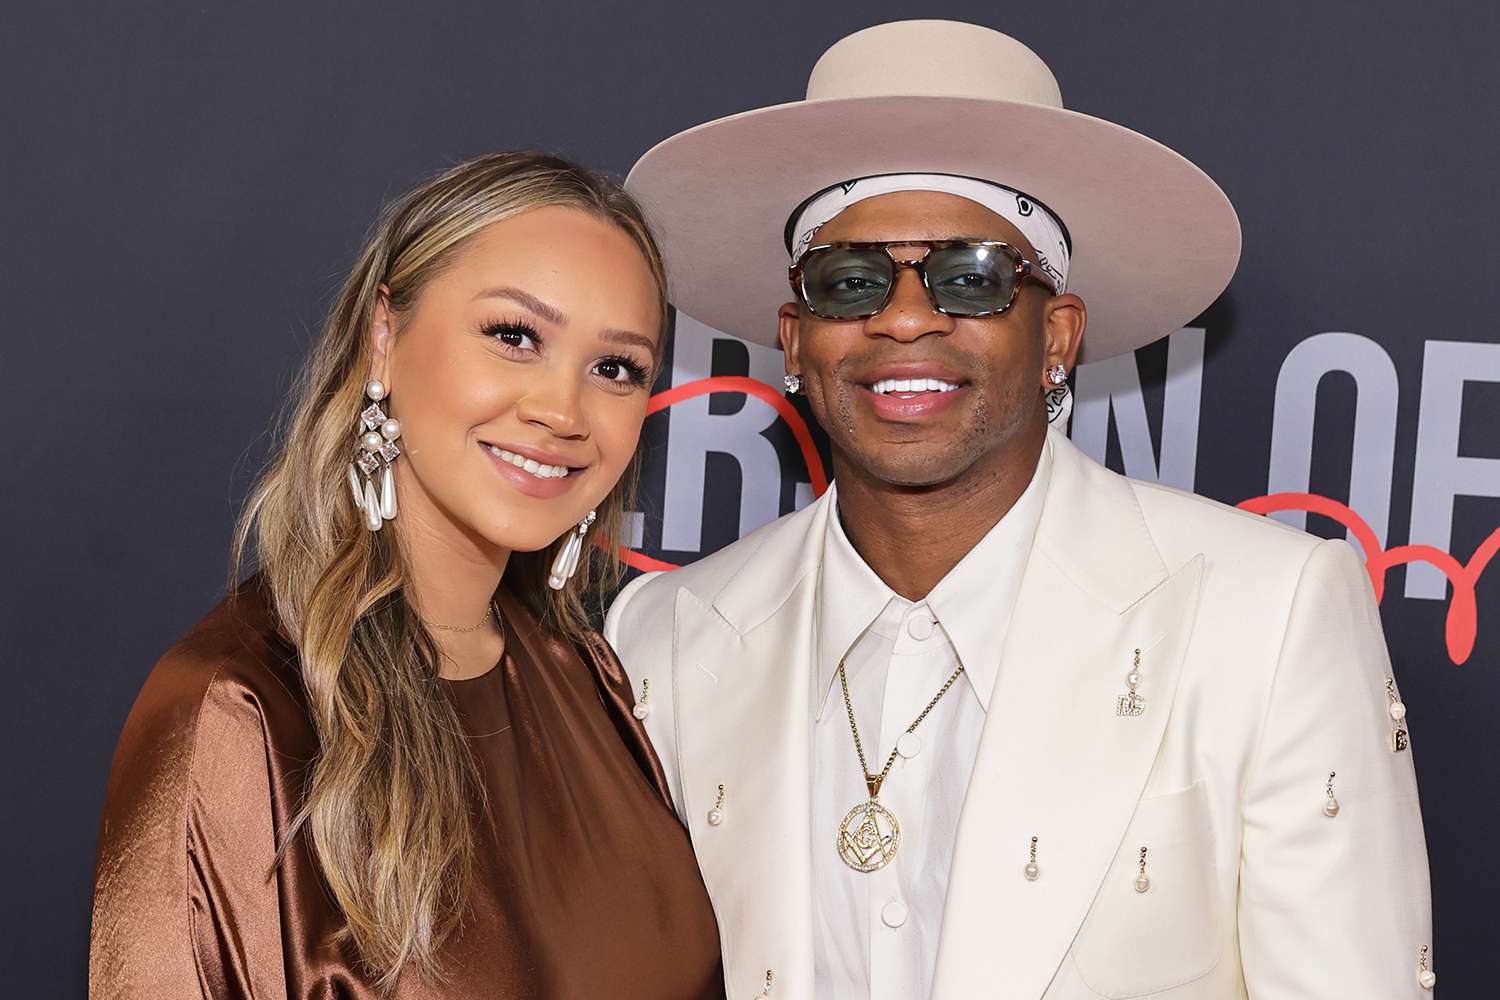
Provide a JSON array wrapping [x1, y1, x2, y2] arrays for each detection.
[[348, 380, 402, 532], [546, 510, 597, 590]]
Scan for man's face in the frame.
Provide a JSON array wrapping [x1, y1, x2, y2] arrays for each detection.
[[779, 191, 1085, 489]]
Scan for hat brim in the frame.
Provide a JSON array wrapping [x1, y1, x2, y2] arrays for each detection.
[[626, 94, 1240, 361]]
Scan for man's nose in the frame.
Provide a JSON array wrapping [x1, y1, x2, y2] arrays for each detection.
[[863, 264, 955, 342]]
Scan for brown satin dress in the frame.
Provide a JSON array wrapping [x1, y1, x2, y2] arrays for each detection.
[[90, 578, 724, 999]]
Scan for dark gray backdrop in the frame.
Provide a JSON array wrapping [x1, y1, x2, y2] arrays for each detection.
[[4, 2, 1496, 996]]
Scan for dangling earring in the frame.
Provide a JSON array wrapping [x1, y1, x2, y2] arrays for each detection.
[[547, 509, 597, 590], [348, 379, 402, 532], [783, 373, 803, 395], [1044, 363, 1072, 428]]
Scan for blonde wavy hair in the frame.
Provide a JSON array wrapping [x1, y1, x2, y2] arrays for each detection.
[[231, 151, 667, 987]]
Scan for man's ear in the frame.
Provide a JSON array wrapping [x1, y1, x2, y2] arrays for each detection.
[[778, 302, 802, 376], [368, 285, 395, 387], [1040, 292, 1086, 385]]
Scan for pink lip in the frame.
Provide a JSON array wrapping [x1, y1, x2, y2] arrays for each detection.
[[480, 443, 584, 500], [855, 362, 968, 384], [483, 441, 587, 469], [851, 363, 969, 423], [857, 383, 967, 422]]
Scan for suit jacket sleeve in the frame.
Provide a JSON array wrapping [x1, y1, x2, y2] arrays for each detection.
[[90, 653, 289, 1000], [1237, 538, 1434, 997]]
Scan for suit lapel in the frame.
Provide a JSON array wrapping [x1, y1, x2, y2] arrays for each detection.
[[671, 492, 835, 996], [932, 432, 1206, 999]]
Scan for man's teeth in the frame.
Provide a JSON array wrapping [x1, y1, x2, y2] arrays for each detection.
[[486, 445, 571, 479], [869, 377, 960, 395]]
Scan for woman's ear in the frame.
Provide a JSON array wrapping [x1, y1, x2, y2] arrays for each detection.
[[368, 285, 395, 387]]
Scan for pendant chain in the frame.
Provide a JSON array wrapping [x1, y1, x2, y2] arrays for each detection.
[[837, 656, 965, 797]]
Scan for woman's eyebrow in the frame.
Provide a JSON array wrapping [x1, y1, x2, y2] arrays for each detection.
[[599, 329, 657, 353], [475, 286, 566, 326]]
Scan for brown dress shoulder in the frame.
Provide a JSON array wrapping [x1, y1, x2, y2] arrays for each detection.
[[89, 578, 724, 999]]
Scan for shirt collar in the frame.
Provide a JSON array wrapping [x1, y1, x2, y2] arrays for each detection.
[[925, 438, 1052, 710], [814, 485, 902, 718], [813, 436, 1054, 717]]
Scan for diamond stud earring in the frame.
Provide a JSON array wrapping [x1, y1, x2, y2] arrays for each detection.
[[783, 373, 803, 394]]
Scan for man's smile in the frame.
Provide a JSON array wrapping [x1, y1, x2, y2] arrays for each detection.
[[850, 362, 971, 421]]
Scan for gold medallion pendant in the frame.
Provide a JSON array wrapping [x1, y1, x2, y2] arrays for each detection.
[[837, 797, 901, 872], [833, 654, 964, 874]]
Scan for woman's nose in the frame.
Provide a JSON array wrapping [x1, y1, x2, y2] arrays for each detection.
[[515, 372, 589, 439]]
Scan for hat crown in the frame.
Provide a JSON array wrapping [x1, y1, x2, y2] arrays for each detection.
[[806, 20, 1063, 109]]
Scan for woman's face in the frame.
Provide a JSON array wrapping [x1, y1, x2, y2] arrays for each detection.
[[371, 206, 660, 556]]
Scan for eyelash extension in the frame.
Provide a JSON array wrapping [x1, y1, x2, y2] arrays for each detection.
[[483, 318, 650, 387], [481, 318, 541, 346], [598, 353, 652, 387]]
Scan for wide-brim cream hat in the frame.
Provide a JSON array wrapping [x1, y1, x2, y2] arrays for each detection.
[[626, 19, 1241, 361]]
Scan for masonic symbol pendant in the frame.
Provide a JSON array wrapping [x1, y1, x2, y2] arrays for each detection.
[[837, 797, 901, 873]]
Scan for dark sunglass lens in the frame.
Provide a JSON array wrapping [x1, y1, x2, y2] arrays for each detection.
[[926, 246, 1019, 315], [800, 248, 894, 318]]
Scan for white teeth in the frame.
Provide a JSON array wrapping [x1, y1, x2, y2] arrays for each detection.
[[870, 377, 959, 395], [487, 445, 571, 479]]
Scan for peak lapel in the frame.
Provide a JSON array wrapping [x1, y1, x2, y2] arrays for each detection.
[[671, 492, 835, 995], [933, 432, 1206, 999]]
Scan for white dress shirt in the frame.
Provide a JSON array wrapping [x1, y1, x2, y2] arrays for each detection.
[[812, 439, 1053, 1000]]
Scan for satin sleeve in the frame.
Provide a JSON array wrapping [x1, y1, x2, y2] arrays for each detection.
[[91, 649, 290, 1000]]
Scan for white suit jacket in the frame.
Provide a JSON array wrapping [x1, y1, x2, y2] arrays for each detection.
[[604, 429, 1433, 999]]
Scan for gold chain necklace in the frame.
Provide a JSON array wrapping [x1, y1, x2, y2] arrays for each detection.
[[425, 601, 497, 633], [835, 655, 965, 873]]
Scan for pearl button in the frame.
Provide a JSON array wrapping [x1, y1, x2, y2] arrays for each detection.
[[907, 613, 935, 641], [881, 898, 908, 928], [896, 732, 922, 759], [632, 702, 650, 720], [707, 808, 723, 826], [1419, 969, 1436, 989], [1134, 874, 1151, 893], [1024, 862, 1040, 881]]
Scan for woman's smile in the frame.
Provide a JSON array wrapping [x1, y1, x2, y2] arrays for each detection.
[[480, 440, 587, 499]]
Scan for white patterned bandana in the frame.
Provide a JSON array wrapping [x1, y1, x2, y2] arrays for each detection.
[[787, 173, 1071, 294]]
